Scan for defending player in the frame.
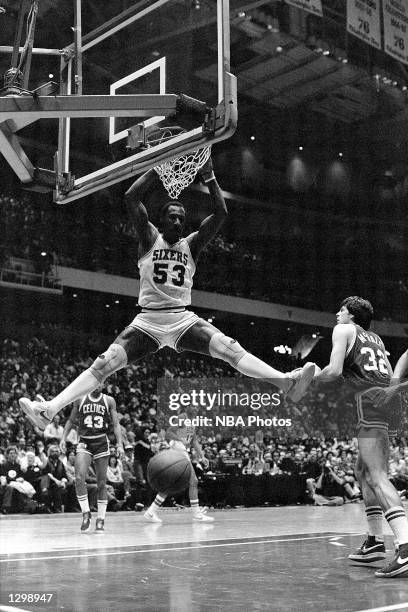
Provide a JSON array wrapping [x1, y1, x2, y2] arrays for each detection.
[[314, 296, 408, 578], [60, 387, 124, 533], [144, 411, 213, 523], [19, 158, 315, 432]]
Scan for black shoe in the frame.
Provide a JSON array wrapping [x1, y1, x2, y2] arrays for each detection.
[[95, 518, 105, 534], [80, 511, 91, 533], [348, 536, 386, 563], [375, 543, 408, 578]]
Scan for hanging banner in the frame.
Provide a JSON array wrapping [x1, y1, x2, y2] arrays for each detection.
[[383, 0, 408, 65], [347, 0, 381, 49], [284, 0, 323, 17]]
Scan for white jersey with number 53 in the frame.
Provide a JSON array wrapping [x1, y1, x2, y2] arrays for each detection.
[[343, 324, 390, 390], [138, 234, 196, 309]]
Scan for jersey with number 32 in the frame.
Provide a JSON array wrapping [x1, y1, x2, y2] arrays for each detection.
[[343, 324, 390, 391], [78, 393, 110, 436]]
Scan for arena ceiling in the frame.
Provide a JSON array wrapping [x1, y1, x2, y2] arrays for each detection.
[[1, 0, 408, 186]]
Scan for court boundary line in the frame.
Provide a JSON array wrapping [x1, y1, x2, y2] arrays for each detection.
[[353, 603, 408, 612], [1, 530, 358, 558], [0, 606, 33, 612], [1, 534, 351, 563]]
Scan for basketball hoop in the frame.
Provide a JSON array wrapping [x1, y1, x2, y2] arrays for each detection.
[[147, 127, 211, 199]]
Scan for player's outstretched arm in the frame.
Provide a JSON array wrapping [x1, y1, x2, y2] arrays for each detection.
[[187, 158, 228, 258], [392, 349, 408, 383], [124, 169, 159, 252], [109, 397, 124, 456], [314, 324, 352, 383], [60, 403, 78, 454]]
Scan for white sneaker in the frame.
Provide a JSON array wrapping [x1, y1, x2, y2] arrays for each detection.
[[193, 507, 214, 522], [143, 509, 162, 523], [286, 362, 316, 403], [19, 398, 52, 431]]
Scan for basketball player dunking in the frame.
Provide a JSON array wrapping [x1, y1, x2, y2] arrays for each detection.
[[19, 157, 315, 433], [60, 387, 124, 533], [314, 296, 408, 578], [145, 411, 213, 522]]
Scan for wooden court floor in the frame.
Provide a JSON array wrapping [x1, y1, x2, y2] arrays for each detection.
[[1, 504, 408, 612]]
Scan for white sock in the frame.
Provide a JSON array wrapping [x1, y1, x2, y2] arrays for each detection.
[[385, 506, 408, 545], [77, 494, 90, 514], [97, 499, 108, 520], [149, 494, 166, 513], [365, 506, 384, 539]]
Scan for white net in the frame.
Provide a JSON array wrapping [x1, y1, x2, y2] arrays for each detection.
[[154, 145, 211, 199]]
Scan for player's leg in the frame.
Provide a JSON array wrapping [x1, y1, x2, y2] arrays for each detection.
[[144, 491, 167, 523], [74, 449, 93, 533], [94, 455, 109, 534], [177, 319, 315, 401], [188, 465, 213, 522], [348, 451, 386, 564], [358, 429, 408, 577], [19, 326, 158, 430]]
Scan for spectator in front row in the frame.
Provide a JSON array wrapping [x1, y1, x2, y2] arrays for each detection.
[[64, 449, 79, 512], [0, 446, 35, 513], [41, 445, 67, 513], [310, 461, 346, 506], [133, 429, 154, 485], [21, 451, 42, 499], [107, 454, 125, 500]]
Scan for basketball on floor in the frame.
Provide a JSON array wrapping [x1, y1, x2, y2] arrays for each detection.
[[147, 449, 192, 495]]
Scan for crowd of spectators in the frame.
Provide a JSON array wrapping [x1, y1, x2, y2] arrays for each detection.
[[1, 190, 407, 319], [1, 324, 408, 514]]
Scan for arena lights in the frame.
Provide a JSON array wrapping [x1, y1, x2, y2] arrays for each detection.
[[273, 345, 292, 355], [373, 73, 407, 93]]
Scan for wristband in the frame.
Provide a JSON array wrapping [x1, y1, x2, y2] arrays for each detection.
[[203, 172, 216, 183]]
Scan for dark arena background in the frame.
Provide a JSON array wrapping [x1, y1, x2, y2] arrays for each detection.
[[2, 1, 408, 611]]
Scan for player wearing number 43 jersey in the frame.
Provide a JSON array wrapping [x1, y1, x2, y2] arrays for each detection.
[[60, 387, 124, 534], [19, 156, 316, 435], [314, 296, 408, 578]]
